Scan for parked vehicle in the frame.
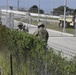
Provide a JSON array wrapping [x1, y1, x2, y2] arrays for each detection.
[[59, 15, 75, 28]]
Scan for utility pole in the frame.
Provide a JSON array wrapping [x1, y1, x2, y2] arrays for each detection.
[[9, 6, 14, 29], [7, 0, 8, 10], [52, 0, 54, 18], [18, 0, 19, 10], [38, 0, 40, 22], [63, 0, 67, 32], [44, 13, 47, 28], [6, 0, 9, 27], [0, 10, 1, 18], [74, 20, 76, 36], [26, 0, 29, 30]]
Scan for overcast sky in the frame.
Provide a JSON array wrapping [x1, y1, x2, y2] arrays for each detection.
[[0, 0, 76, 13]]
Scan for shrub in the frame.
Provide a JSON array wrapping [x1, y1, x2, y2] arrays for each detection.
[[0, 25, 76, 75]]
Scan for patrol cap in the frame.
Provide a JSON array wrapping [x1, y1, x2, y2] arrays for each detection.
[[18, 22, 23, 26], [38, 22, 45, 28]]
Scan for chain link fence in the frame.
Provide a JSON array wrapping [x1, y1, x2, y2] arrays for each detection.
[[0, 8, 76, 37]]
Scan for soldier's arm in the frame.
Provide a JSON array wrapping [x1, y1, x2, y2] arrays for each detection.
[[33, 30, 39, 36], [46, 32, 49, 40]]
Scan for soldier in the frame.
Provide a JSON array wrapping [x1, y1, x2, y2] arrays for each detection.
[[18, 22, 23, 31], [34, 22, 49, 43], [23, 25, 29, 32]]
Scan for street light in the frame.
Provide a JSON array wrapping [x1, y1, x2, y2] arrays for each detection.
[[63, 0, 67, 32]]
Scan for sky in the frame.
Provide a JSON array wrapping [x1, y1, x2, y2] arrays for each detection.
[[0, 0, 76, 13]]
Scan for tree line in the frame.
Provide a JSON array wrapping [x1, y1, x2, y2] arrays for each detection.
[[52, 6, 76, 15], [8, 5, 76, 15]]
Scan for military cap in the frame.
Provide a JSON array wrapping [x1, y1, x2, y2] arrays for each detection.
[[18, 22, 23, 26], [38, 22, 45, 28]]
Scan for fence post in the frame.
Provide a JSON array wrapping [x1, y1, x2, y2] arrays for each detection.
[[10, 54, 13, 75], [74, 22, 76, 36], [9, 6, 14, 29]]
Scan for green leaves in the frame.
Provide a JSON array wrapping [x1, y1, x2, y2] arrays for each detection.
[[1, 25, 76, 75]]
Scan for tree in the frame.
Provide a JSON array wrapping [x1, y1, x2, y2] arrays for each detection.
[[29, 5, 44, 14], [29, 5, 38, 13], [54, 6, 73, 12], [31, 5, 38, 9], [19, 8, 26, 12], [73, 9, 76, 15], [9, 6, 13, 10], [40, 9, 44, 14], [52, 6, 73, 15]]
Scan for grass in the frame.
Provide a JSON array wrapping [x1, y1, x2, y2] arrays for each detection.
[[31, 16, 59, 20], [46, 22, 74, 34], [66, 28, 75, 34]]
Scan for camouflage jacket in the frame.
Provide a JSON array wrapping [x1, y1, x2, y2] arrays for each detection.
[[34, 27, 49, 43]]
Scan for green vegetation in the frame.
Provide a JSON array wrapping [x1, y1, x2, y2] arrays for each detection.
[[46, 22, 75, 34], [29, 5, 44, 14], [53, 6, 74, 15], [0, 24, 47, 75], [0, 25, 76, 75]]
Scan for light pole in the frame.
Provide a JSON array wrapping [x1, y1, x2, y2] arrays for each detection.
[[74, 20, 76, 36], [52, 0, 54, 18], [44, 13, 47, 28], [38, 0, 40, 22], [63, 0, 67, 32], [6, 0, 8, 10], [17, 0, 19, 10], [0, 12, 1, 23], [6, 0, 8, 27], [26, 0, 30, 30], [9, 6, 14, 29]]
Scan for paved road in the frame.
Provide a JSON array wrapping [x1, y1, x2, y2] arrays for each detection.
[[2, 15, 76, 60]]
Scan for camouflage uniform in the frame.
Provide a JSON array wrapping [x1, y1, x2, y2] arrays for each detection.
[[23, 25, 29, 32], [18, 22, 23, 31], [34, 22, 49, 43], [18, 22, 29, 32]]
